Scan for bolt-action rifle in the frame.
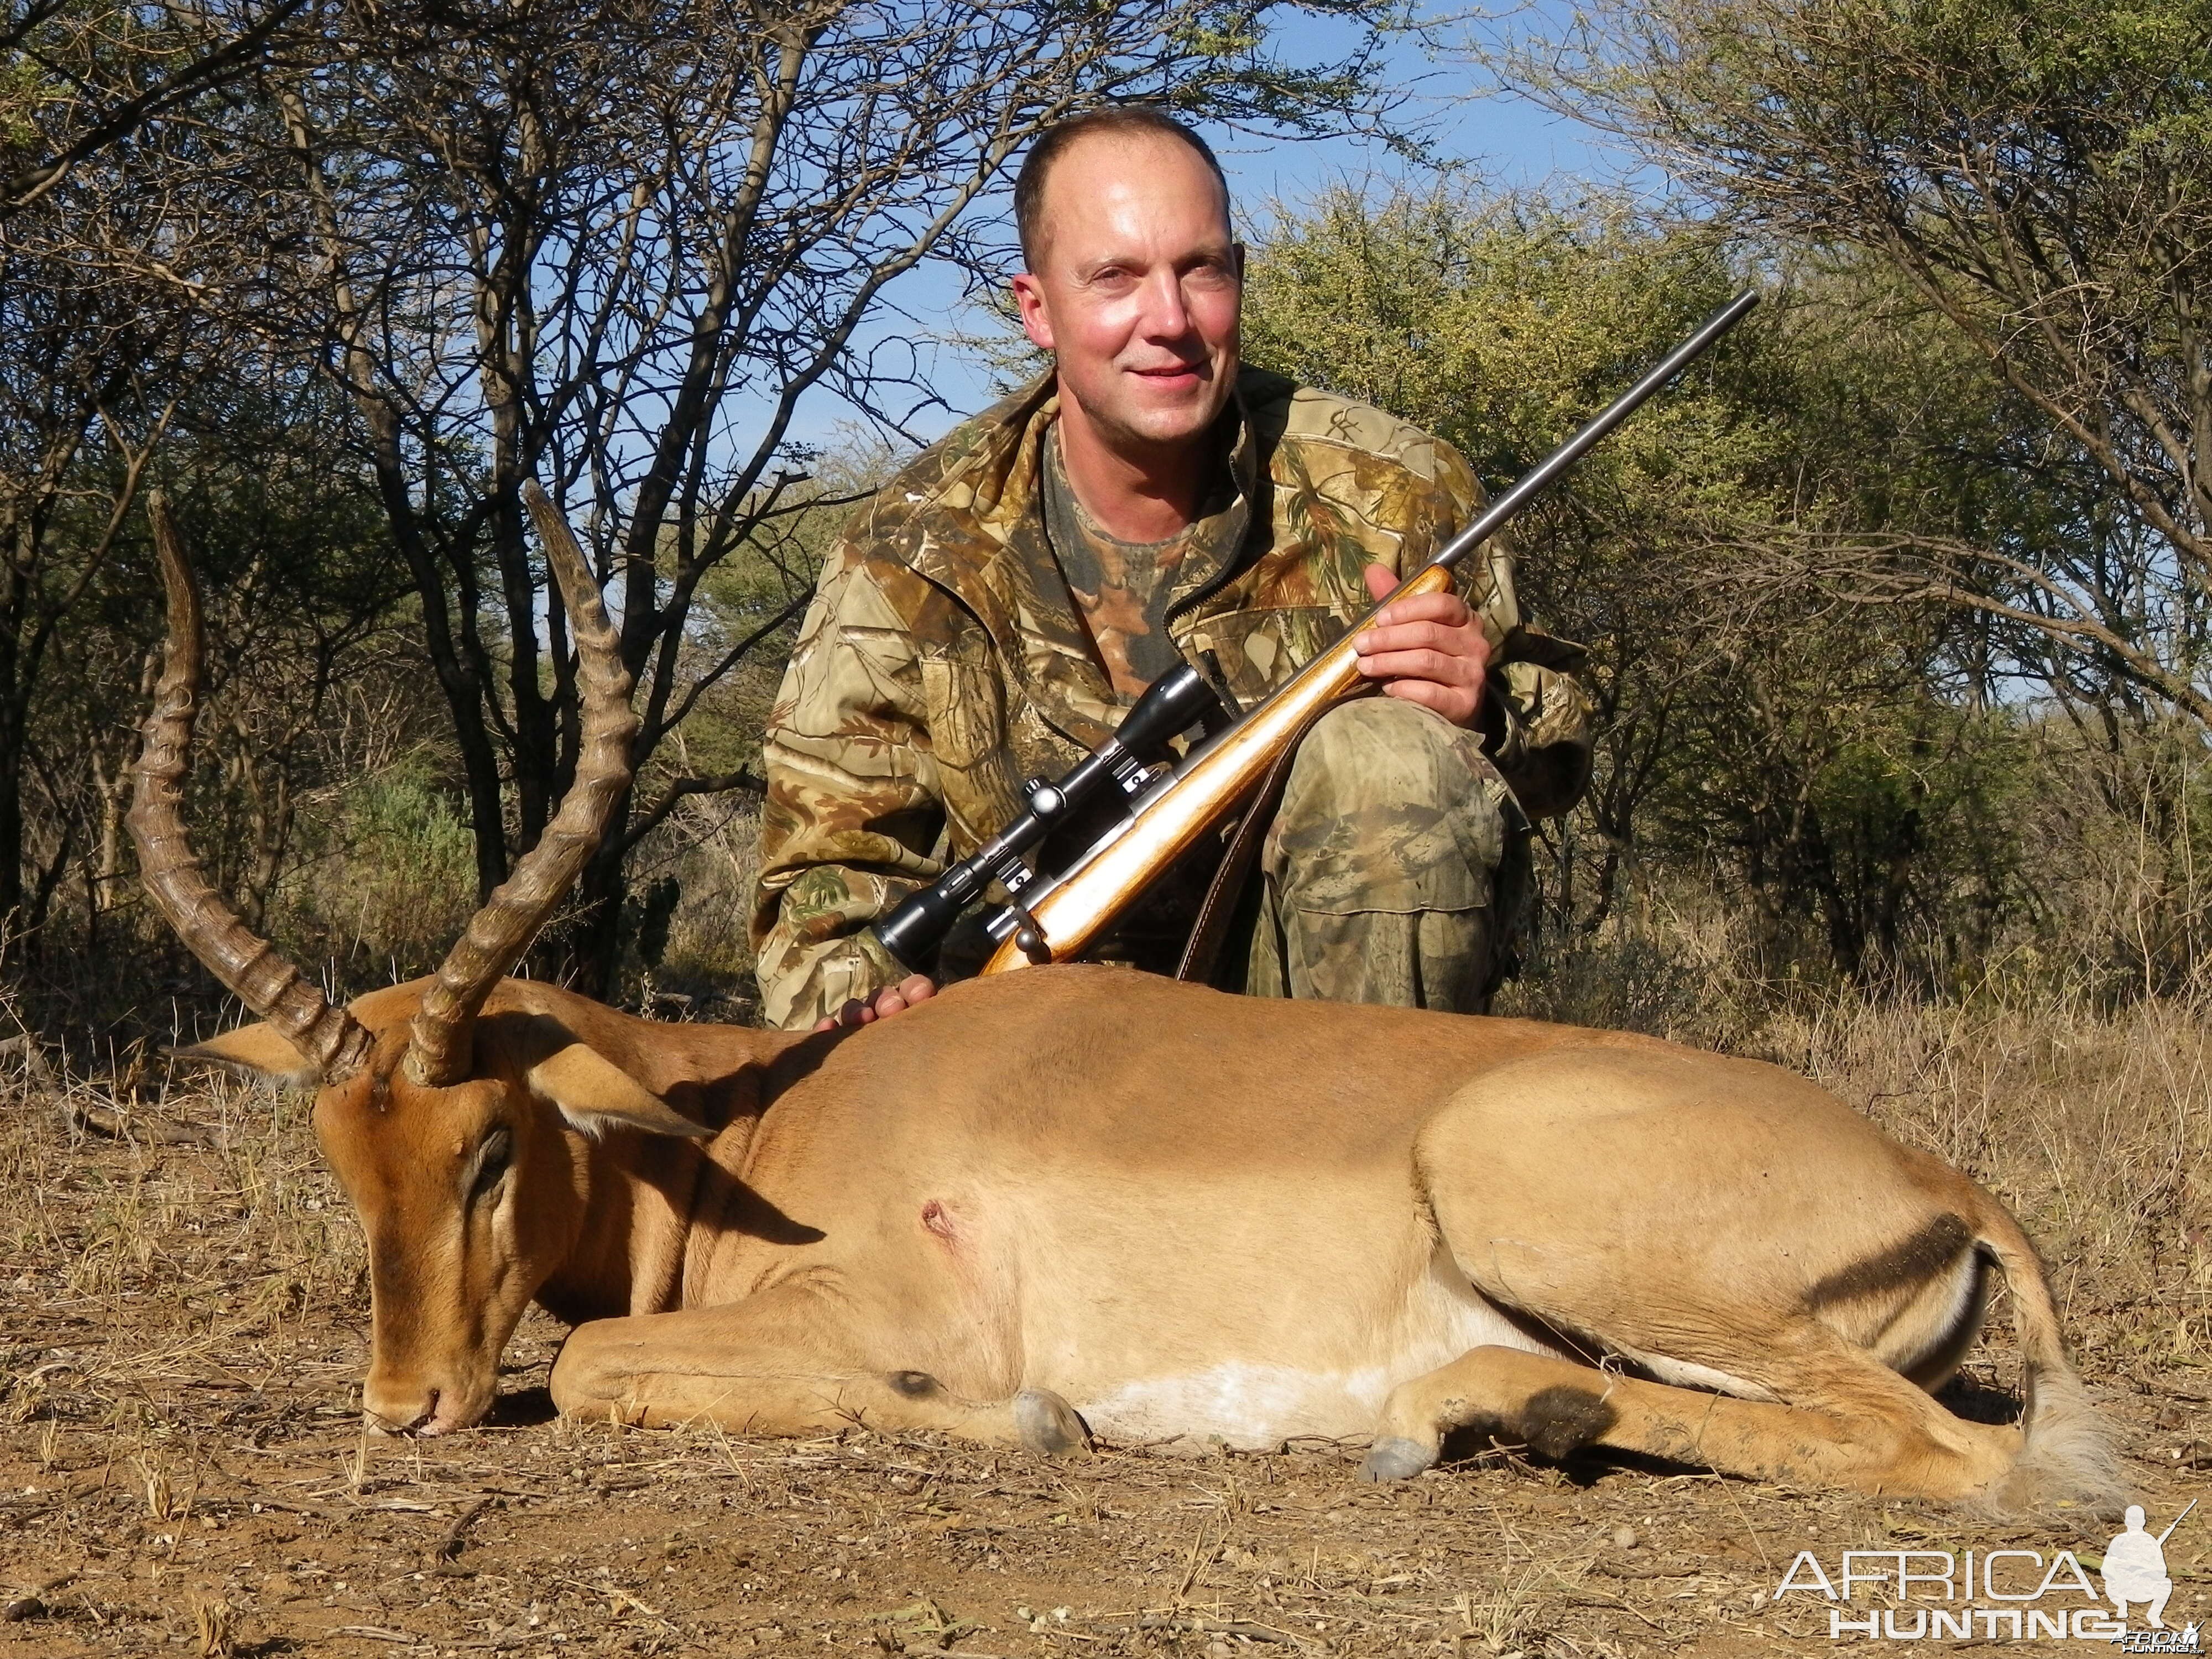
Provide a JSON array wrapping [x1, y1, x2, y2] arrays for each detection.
[[874, 289, 1760, 980]]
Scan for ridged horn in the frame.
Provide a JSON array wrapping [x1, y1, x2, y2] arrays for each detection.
[[403, 482, 638, 1088], [129, 493, 376, 1082]]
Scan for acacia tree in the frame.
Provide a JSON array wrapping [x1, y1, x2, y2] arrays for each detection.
[[1503, 0, 2212, 732], [0, 0, 415, 980], [252, 0, 1406, 991], [0, 132, 210, 944], [1, 0, 310, 217]]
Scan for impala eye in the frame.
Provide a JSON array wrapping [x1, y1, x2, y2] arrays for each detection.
[[471, 1126, 513, 1200]]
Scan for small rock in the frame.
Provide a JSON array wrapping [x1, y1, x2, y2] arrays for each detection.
[[1613, 1526, 1639, 1551]]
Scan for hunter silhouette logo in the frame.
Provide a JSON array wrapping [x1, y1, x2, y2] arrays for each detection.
[[2103, 1501, 2194, 1636]]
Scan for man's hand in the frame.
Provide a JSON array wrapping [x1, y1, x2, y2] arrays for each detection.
[[1350, 562, 1490, 727], [814, 973, 937, 1032]]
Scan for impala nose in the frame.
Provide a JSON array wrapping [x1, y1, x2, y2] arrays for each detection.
[[365, 1365, 493, 1434], [363, 1381, 440, 1436]]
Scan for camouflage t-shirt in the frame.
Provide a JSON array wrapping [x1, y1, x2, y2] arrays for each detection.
[[1042, 426, 1224, 700], [748, 367, 1596, 1029]]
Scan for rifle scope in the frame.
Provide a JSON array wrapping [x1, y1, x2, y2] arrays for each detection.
[[874, 662, 1222, 971]]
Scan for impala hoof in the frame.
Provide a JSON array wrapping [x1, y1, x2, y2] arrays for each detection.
[[1015, 1389, 1092, 1458], [1358, 1436, 1434, 1483]]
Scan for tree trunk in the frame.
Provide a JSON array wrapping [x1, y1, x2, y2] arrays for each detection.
[[566, 796, 633, 1000]]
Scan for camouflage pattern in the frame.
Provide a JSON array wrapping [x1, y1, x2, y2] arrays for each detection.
[[750, 367, 1594, 1030], [1237, 696, 1529, 1011]]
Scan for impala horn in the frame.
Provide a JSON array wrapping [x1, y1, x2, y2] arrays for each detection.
[[130, 484, 638, 1091], [129, 492, 377, 1082], [403, 482, 638, 1087]]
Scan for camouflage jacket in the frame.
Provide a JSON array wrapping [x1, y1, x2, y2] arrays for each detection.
[[749, 367, 1594, 1029]]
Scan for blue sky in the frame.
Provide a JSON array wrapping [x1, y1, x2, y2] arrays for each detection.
[[1214, 27, 1631, 207], [793, 14, 1640, 453]]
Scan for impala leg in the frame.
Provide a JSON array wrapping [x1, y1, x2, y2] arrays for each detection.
[[549, 1289, 1087, 1455], [1360, 1343, 2018, 1500]]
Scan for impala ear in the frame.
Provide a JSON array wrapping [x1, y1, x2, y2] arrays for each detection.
[[526, 1040, 712, 1141], [171, 1022, 319, 1088]]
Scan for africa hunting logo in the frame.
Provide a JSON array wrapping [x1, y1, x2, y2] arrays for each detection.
[[1771, 1500, 2199, 1647]]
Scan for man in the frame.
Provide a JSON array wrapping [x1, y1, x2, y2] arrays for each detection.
[[750, 107, 1593, 1031]]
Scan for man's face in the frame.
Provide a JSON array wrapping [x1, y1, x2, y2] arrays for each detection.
[[1011, 132, 1241, 456]]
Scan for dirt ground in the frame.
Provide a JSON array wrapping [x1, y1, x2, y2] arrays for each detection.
[[2, 1051, 2208, 1659]]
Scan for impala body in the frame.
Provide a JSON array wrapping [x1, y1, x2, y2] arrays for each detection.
[[135, 491, 2120, 1513]]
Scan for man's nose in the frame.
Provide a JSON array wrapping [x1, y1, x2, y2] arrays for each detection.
[[1136, 268, 1193, 338]]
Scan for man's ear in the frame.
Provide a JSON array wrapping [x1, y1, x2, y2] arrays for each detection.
[[526, 1040, 712, 1141], [1010, 270, 1055, 351], [171, 1023, 317, 1088]]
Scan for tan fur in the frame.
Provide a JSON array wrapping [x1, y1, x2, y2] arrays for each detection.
[[197, 964, 2119, 1512]]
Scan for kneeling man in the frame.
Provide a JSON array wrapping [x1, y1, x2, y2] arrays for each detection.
[[750, 108, 1593, 1030]]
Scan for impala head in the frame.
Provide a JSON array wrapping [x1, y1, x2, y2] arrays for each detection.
[[130, 486, 690, 1434]]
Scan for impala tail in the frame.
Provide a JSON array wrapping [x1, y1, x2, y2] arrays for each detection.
[[1974, 1209, 2127, 1519]]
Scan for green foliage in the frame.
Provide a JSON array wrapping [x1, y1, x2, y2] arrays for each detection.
[[674, 443, 904, 791], [1247, 188, 1750, 473], [286, 763, 477, 981]]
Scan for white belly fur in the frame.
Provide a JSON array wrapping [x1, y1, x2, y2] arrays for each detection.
[[1073, 1249, 1566, 1447]]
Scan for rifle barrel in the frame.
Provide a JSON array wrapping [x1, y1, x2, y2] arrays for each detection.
[[1430, 288, 1760, 575], [2156, 1498, 2196, 1545]]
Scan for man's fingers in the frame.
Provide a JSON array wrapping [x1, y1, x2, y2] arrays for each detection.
[[1355, 646, 1478, 685], [1381, 677, 1478, 722], [1352, 559, 1488, 729], [869, 975, 937, 1023], [1361, 564, 1471, 629], [819, 975, 935, 1032], [1366, 596, 1472, 632], [1354, 618, 1477, 658]]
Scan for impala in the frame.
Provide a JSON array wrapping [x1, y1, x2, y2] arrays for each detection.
[[132, 488, 2119, 1513]]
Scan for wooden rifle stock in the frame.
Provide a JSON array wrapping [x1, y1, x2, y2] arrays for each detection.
[[977, 289, 1760, 978]]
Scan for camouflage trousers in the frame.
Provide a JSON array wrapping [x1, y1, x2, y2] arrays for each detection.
[[1227, 696, 1529, 1014]]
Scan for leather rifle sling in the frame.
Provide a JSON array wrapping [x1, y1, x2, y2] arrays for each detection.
[[1171, 698, 1338, 987]]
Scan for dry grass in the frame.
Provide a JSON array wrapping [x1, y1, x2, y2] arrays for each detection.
[[1, 989, 2206, 1658]]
